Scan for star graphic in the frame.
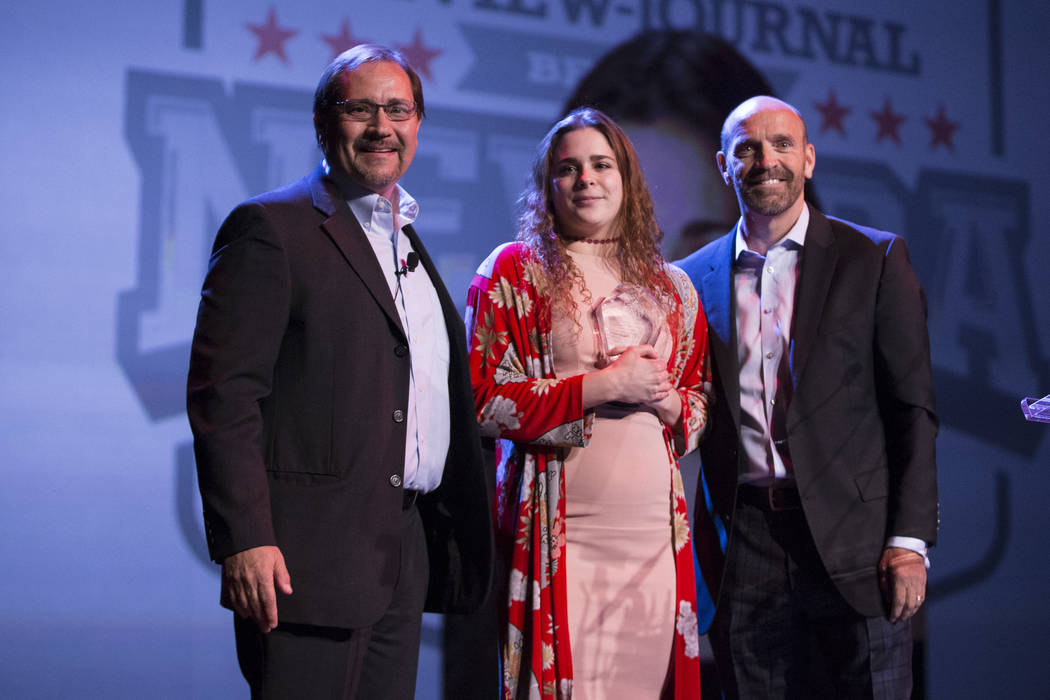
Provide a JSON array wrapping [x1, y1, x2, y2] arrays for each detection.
[[869, 98, 907, 144], [396, 29, 442, 82], [925, 104, 960, 151], [321, 19, 368, 59], [813, 90, 852, 135], [246, 8, 298, 64]]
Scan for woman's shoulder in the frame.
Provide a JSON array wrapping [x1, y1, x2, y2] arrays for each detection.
[[476, 241, 536, 279], [662, 262, 698, 303]]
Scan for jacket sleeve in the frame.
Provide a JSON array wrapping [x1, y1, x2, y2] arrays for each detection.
[[465, 245, 591, 447], [873, 236, 939, 545], [186, 202, 288, 562]]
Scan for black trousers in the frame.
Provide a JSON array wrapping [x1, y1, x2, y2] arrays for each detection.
[[234, 504, 429, 700], [709, 498, 913, 700]]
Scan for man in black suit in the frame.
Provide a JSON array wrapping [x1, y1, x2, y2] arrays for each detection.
[[187, 44, 492, 699], [677, 96, 938, 698]]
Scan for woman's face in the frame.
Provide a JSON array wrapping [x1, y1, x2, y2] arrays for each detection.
[[550, 127, 624, 241]]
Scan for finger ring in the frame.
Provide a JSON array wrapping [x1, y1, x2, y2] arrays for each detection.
[[916, 595, 923, 603]]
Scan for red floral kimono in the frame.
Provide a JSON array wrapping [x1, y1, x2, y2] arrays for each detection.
[[466, 242, 712, 700]]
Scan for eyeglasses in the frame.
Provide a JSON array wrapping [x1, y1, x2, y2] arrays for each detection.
[[333, 100, 418, 122]]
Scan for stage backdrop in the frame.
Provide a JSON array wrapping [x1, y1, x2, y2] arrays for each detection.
[[1, 1, 1047, 697]]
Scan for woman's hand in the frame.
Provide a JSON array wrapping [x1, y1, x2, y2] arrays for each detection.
[[643, 386, 683, 429], [582, 345, 672, 408]]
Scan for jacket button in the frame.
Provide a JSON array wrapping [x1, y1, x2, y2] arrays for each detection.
[[392, 409, 405, 423], [395, 344, 408, 357], [389, 474, 402, 487]]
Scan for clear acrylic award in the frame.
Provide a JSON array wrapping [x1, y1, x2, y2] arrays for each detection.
[[1020, 394, 1050, 423], [593, 284, 664, 365]]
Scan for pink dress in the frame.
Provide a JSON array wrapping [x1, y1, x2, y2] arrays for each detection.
[[553, 248, 676, 699]]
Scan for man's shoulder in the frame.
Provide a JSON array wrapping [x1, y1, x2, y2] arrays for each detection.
[[673, 230, 735, 279], [243, 171, 317, 211], [820, 211, 899, 252], [214, 170, 324, 248]]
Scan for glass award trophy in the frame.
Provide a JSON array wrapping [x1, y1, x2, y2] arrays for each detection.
[[593, 284, 664, 366], [1020, 394, 1050, 423]]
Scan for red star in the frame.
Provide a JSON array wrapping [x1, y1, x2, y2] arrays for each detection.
[[869, 98, 907, 144], [396, 29, 442, 82], [925, 104, 960, 151], [246, 8, 298, 64], [321, 19, 368, 59], [813, 90, 852, 135]]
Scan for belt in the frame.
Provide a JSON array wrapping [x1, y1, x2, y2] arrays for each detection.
[[402, 489, 420, 510], [738, 483, 802, 512]]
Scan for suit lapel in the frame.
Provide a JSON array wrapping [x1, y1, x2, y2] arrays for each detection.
[[789, 206, 838, 391], [309, 167, 406, 339], [700, 230, 742, 432]]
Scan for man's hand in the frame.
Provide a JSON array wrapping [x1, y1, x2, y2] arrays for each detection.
[[878, 547, 926, 623], [221, 545, 293, 633]]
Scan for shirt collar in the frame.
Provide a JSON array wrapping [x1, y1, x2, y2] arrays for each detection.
[[734, 203, 810, 261], [322, 158, 419, 232]]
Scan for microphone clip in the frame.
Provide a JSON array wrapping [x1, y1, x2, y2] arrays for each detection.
[[396, 251, 420, 278]]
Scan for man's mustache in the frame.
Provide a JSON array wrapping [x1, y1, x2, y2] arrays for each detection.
[[354, 138, 402, 154], [744, 167, 793, 185]]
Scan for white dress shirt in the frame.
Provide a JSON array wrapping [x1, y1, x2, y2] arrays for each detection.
[[734, 205, 807, 486]]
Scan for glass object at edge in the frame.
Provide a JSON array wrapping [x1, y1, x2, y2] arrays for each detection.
[[1020, 394, 1050, 423]]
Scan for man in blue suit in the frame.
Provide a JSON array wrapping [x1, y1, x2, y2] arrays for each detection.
[[677, 96, 938, 699]]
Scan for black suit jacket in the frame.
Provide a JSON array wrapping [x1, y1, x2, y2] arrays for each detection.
[[187, 165, 493, 628], [677, 206, 938, 617]]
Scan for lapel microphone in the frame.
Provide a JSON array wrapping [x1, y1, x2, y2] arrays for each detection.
[[396, 251, 420, 278]]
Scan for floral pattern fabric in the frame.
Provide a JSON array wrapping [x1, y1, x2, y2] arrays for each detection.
[[466, 242, 713, 700]]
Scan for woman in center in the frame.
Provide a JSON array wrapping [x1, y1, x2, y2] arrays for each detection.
[[466, 107, 713, 699]]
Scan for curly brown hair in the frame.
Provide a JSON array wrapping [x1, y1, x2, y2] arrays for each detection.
[[517, 107, 674, 322]]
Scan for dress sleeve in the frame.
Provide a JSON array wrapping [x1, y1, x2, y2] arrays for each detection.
[[465, 244, 592, 447], [666, 264, 714, 458]]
